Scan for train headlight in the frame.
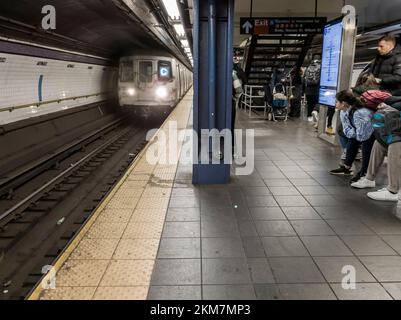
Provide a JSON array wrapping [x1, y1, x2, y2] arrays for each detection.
[[156, 86, 168, 99], [127, 88, 136, 96]]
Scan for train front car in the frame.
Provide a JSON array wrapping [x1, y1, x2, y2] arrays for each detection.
[[118, 55, 179, 118]]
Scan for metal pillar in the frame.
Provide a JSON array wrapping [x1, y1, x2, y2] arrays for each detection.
[[192, 0, 235, 184]]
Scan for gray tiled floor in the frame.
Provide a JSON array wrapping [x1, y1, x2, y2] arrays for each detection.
[[148, 110, 401, 300]]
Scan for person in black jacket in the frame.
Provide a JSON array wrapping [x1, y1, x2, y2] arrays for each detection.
[[369, 35, 401, 95]]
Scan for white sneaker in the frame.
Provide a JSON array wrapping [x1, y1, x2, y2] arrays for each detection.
[[312, 111, 319, 123], [367, 188, 399, 202], [307, 116, 313, 122], [351, 177, 375, 189]]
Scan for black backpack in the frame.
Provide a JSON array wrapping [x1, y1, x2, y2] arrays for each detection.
[[372, 104, 401, 147]]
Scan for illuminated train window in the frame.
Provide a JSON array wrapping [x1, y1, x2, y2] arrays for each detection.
[[120, 60, 134, 82], [139, 61, 153, 83], [158, 60, 172, 81]]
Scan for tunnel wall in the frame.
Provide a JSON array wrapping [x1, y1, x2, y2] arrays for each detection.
[[0, 52, 118, 125]]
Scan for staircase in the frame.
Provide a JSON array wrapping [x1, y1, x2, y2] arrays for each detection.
[[242, 34, 315, 86]]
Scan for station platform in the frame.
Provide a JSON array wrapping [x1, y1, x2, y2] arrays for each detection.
[[29, 92, 401, 300]]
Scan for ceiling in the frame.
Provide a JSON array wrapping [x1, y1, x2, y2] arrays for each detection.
[[0, 0, 191, 67]]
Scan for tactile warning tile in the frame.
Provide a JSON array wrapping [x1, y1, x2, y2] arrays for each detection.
[[106, 194, 140, 209], [113, 238, 160, 260], [69, 238, 120, 260], [130, 208, 167, 223], [120, 180, 148, 188], [151, 172, 177, 181], [99, 260, 154, 286], [116, 186, 144, 197], [132, 163, 155, 173], [126, 174, 151, 181], [154, 166, 179, 174], [92, 286, 148, 300], [135, 197, 170, 210], [39, 287, 96, 300], [54, 259, 109, 287], [142, 186, 171, 198], [86, 222, 127, 239], [96, 208, 134, 223], [147, 179, 173, 189], [122, 222, 164, 239]]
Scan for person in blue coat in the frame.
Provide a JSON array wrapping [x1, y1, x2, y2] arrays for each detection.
[[329, 90, 376, 183]]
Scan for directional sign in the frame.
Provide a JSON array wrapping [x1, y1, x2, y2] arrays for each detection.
[[240, 17, 327, 35], [242, 20, 253, 34]]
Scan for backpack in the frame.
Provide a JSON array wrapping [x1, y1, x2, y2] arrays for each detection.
[[372, 104, 401, 147], [304, 61, 321, 86]]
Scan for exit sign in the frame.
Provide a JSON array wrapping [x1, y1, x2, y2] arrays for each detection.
[[240, 17, 327, 35]]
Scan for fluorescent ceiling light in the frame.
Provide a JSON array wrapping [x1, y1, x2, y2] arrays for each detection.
[[185, 47, 191, 53], [161, 0, 180, 20], [174, 24, 185, 37], [181, 39, 189, 48]]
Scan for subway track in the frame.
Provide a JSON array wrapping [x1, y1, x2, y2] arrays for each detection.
[[0, 108, 168, 300]]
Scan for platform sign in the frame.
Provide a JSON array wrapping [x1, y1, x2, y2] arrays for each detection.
[[318, 19, 344, 107], [240, 17, 326, 35]]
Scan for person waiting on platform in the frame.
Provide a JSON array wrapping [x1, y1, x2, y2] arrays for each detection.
[[232, 60, 244, 156], [303, 54, 321, 121], [351, 95, 401, 202], [329, 90, 381, 183], [368, 34, 401, 95]]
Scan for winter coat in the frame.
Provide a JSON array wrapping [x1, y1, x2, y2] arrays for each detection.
[[352, 84, 379, 97], [369, 45, 401, 94], [340, 107, 374, 142], [385, 96, 401, 111]]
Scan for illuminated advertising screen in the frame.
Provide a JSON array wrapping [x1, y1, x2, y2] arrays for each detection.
[[318, 19, 343, 107]]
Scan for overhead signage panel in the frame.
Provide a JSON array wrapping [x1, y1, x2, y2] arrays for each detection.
[[240, 17, 327, 35]]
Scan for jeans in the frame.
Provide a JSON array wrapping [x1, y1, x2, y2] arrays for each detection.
[[344, 135, 376, 174], [339, 135, 348, 149]]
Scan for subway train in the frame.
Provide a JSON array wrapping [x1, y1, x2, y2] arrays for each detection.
[[118, 54, 192, 116]]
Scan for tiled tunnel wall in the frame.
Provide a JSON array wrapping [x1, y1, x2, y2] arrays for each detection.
[[0, 52, 117, 125]]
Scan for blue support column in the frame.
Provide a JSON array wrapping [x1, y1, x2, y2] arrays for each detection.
[[192, 0, 235, 185]]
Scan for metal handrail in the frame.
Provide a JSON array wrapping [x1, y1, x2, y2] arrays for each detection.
[[0, 92, 111, 113], [241, 85, 267, 118]]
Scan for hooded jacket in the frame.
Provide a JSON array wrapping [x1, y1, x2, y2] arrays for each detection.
[[340, 107, 374, 142], [369, 45, 401, 94]]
